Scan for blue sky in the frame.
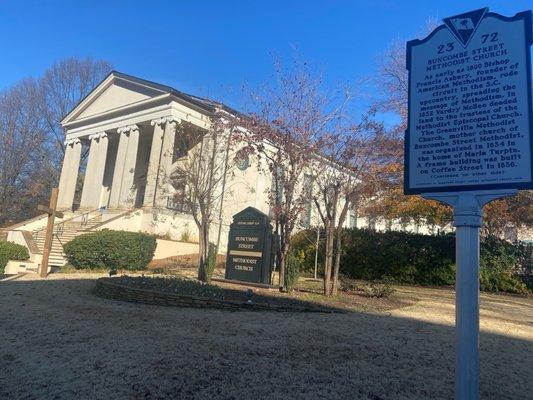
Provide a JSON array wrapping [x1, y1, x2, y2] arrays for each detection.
[[0, 0, 530, 114]]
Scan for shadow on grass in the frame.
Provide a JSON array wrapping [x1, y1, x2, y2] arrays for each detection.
[[0, 277, 531, 400]]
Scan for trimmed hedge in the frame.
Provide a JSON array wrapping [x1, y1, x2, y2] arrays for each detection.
[[291, 228, 529, 294], [64, 230, 156, 271], [0, 240, 29, 273]]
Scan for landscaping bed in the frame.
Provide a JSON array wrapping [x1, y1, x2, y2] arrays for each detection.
[[95, 276, 342, 313]]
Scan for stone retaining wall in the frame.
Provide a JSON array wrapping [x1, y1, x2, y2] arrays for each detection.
[[95, 278, 338, 313]]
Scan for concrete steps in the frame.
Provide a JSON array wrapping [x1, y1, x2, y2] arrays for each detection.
[[32, 213, 103, 267]]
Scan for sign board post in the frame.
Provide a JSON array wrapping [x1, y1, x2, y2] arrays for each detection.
[[405, 9, 532, 400]]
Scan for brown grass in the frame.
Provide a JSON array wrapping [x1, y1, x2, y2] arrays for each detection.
[[1, 273, 531, 399]]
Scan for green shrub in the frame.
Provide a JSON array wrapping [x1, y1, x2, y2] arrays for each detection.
[[291, 228, 529, 294], [284, 250, 303, 292], [205, 242, 218, 282], [479, 236, 528, 294], [0, 240, 29, 273], [360, 276, 396, 298], [290, 230, 324, 275], [64, 230, 156, 271], [292, 228, 455, 285]]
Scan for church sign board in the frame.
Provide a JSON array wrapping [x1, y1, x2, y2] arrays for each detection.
[[225, 207, 274, 284], [405, 9, 533, 194]]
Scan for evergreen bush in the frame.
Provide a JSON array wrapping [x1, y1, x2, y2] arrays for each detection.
[[291, 228, 529, 294], [284, 249, 303, 292], [0, 240, 29, 273], [64, 230, 156, 271]]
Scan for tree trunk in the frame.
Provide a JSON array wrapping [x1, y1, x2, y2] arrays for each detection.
[[323, 222, 334, 296], [331, 229, 343, 295], [278, 253, 286, 291], [331, 203, 350, 296], [276, 217, 289, 291], [197, 223, 209, 282]]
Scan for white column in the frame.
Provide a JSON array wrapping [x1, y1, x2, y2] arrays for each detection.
[[57, 138, 82, 210], [80, 132, 109, 209], [156, 119, 179, 207], [109, 125, 140, 209], [93, 133, 109, 208], [120, 126, 140, 207], [80, 134, 99, 208], [143, 118, 166, 207], [109, 128, 129, 208]]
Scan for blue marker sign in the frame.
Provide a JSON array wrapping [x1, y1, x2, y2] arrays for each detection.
[[405, 9, 533, 194]]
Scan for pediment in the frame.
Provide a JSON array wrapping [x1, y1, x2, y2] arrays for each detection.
[[62, 72, 170, 124]]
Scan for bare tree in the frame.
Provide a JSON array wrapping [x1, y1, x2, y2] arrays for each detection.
[[39, 57, 112, 158], [312, 118, 382, 296], [167, 113, 236, 282], [232, 59, 346, 290], [373, 39, 409, 127], [368, 23, 457, 233], [0, 57, 112, 226], [0, 79, 52, 225]]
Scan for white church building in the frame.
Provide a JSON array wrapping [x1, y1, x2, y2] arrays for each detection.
[[4, 71, 326, 270], [3, 71, 447, 272], [55, 71, 266, 243]]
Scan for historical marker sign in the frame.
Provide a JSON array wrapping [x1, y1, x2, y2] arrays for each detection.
[[405, 9, 533, 194], [225, 207, 274, 284], [405, 9, 532, 400]]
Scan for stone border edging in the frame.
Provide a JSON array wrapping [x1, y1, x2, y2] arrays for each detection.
[[95, 278, 340, 313]]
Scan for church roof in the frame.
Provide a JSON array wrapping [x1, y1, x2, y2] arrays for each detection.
[[110, 71, 238, 115], [61, 70, 238, 126]]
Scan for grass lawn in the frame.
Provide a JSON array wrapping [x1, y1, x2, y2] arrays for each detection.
[[0, 271, 531, 399]]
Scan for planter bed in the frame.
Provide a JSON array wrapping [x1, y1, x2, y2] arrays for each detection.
[[95, 276, 342, 313]]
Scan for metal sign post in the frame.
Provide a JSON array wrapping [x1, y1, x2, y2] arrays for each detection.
[[404, 8, 532, 400], [423, 189, 515, 398]]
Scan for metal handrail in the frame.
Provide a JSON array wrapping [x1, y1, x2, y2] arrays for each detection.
[[54, 208, 99, 237]]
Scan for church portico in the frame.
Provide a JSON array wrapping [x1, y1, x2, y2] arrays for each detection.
[[56, 72, 212, 216]]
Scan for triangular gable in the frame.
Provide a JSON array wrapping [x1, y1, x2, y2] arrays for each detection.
[[61, 72, 170, 125]]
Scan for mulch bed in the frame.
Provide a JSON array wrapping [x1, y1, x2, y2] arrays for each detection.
[[96, 276, 344, 313]]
